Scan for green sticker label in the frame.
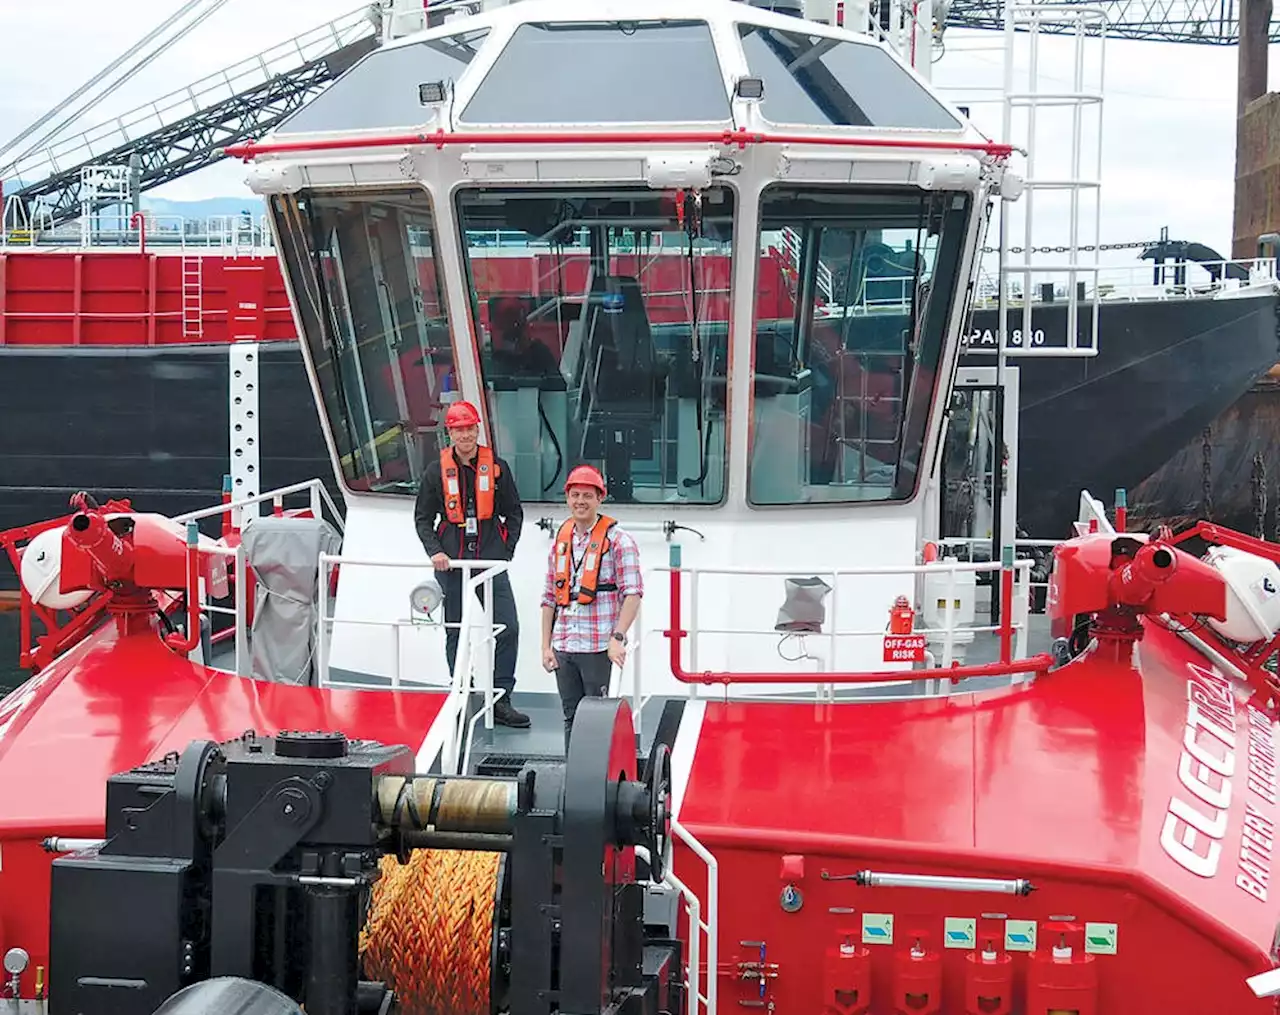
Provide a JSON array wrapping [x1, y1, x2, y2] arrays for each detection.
[[1004, 919, 1037, 952], [862, 913, 894, 945], [944, 917, 976, 949], [1084, 922, 1118, 955]]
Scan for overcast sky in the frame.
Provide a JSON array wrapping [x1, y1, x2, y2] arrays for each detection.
[[0, 0, 1275, 263]]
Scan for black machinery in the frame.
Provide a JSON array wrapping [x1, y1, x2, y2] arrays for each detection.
[[49, 698, 678, 1015]]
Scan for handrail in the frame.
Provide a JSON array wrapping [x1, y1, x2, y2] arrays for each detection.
[[225, 128, 1016, 161], [314, 555, 511, 771], [664, 564, 1054, 686], [173, 478, 343, 533], [671, 820, 718, 1015]]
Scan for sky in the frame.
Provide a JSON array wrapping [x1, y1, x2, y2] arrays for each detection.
[[0, 0, 1275, 263]]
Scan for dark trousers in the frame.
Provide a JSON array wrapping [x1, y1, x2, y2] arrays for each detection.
[[440, 569, 518, 693], [554, 650, 613, 751]]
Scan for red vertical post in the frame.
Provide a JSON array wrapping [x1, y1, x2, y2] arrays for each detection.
[[1114, 488, 1127, 533], [220, 474, 234, 539], [72, 254, 83, 345], [0, 253, 7, 346], [999, 545, 1015, 663], [146, 254, 158, 346]]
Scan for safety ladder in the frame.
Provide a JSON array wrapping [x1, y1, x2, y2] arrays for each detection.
[[996, 1, 1108, 357], [182, 255, 204, 338]]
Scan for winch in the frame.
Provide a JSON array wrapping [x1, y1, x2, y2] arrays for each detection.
[[48, 697, 677, 1015]]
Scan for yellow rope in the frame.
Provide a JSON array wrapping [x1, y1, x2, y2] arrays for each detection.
[[359, 849, 501, 1015]]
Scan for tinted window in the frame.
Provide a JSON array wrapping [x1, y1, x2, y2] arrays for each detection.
[[461, 21, 730, 124], [270, 189, 460, 494], [456, 186, 734, 505], [748, 187, 971, 505], [738, 25, 961, 130], [277, 30, 489, 134]]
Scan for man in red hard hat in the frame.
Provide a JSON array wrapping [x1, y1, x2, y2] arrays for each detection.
[[414, 400, 529, 727], [539, 464, 643, 750]]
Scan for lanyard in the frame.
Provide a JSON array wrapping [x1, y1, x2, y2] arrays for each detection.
[[569, 529, 589, 590]]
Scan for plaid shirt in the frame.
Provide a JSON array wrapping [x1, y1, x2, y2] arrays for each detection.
[[541, 522, 644, 653]]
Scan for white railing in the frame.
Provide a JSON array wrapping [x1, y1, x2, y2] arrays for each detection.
[[313, 555, 512, 773], [1, 212, 277, 251], [661, 557, 1035, 700], [175, 480, 344, 681], [773, 226, 835, 304], [637, 820, 719, 1015], [174, 478, 343, 534], [974, 256, 1278, 309]]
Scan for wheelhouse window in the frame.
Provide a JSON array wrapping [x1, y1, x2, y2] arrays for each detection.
[[275, 29, 490, 135], [736, 24, 962, 130], [460, 21, 730, 125], [748, 187, 971, 505], [269, 188, 459, 494], [456, 186, 734, 505]]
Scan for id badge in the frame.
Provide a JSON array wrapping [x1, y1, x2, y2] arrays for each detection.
[[465, 516, 478, 536]]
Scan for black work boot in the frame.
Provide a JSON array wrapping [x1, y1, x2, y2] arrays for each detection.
[[493, 698, 531, 728]]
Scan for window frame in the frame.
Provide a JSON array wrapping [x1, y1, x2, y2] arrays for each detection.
[[743, 181, 974, 510], [449, 180, 739, 507], [268, 184, 470, 498]]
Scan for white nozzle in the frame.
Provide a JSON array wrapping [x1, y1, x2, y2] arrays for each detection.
[[1247, 968, 1280, 998]]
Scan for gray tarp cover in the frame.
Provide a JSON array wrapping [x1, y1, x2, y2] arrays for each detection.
[[242, 516, 342, 685]]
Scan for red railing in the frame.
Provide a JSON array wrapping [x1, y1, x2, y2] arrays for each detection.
[[663, 566, 1054, 687], [224, 128, 1014, 161]]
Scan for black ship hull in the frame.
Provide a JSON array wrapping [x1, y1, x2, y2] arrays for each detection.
[[963, 288, 1280, 537], [1, 289, 1276, 561], [0, 343, 337, 541]]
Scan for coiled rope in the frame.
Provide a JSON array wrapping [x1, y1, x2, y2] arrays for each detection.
[[359, 848, 501, 1015]]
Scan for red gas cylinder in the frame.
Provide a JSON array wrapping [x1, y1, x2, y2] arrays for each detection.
[[889, 595, 916, 635], [1025, 923, 1098, 1015], [964, 943, 1013, 1015], [823, 930, 871, 1015], [893, 933, 942, 1014]]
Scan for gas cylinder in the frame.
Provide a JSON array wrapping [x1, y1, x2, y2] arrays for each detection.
[[964, 941, 1013, 1015], [893, 933, 941, 1014], [823, 930, 871, 1015], [889, 595, 916, 635], [1025, 923, 1098, 1015]]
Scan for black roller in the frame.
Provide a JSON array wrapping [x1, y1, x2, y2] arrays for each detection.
[[152, 977, 303, 1015], [275, 731, 348, 759]]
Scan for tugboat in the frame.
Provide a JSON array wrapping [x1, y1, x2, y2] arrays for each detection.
[[3, 1, 1280, 1012]]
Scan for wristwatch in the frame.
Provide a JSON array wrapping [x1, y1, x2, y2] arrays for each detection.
[[611, 631, 626, 644]]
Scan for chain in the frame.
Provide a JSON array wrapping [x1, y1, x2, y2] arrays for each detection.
[[1253, 452, 1268, 541], [980, 240, 1154, 255], [1274, 471, 1280, 552], [1201, 427, 1214, 522]]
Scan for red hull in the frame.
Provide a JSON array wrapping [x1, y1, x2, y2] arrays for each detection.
[[0, 625, 446, 991], [674, 621, 1278, 1013], [0, 249, 789, 346], [0, 251, 296, 346]]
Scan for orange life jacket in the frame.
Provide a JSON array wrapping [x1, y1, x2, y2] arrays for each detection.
[[440, 445, 498, 526], [553, 514, 618, 607]]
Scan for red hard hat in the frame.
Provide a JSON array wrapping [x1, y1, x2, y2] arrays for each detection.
[[444, 401, 481, 429], [564, 464, 607, 497]]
